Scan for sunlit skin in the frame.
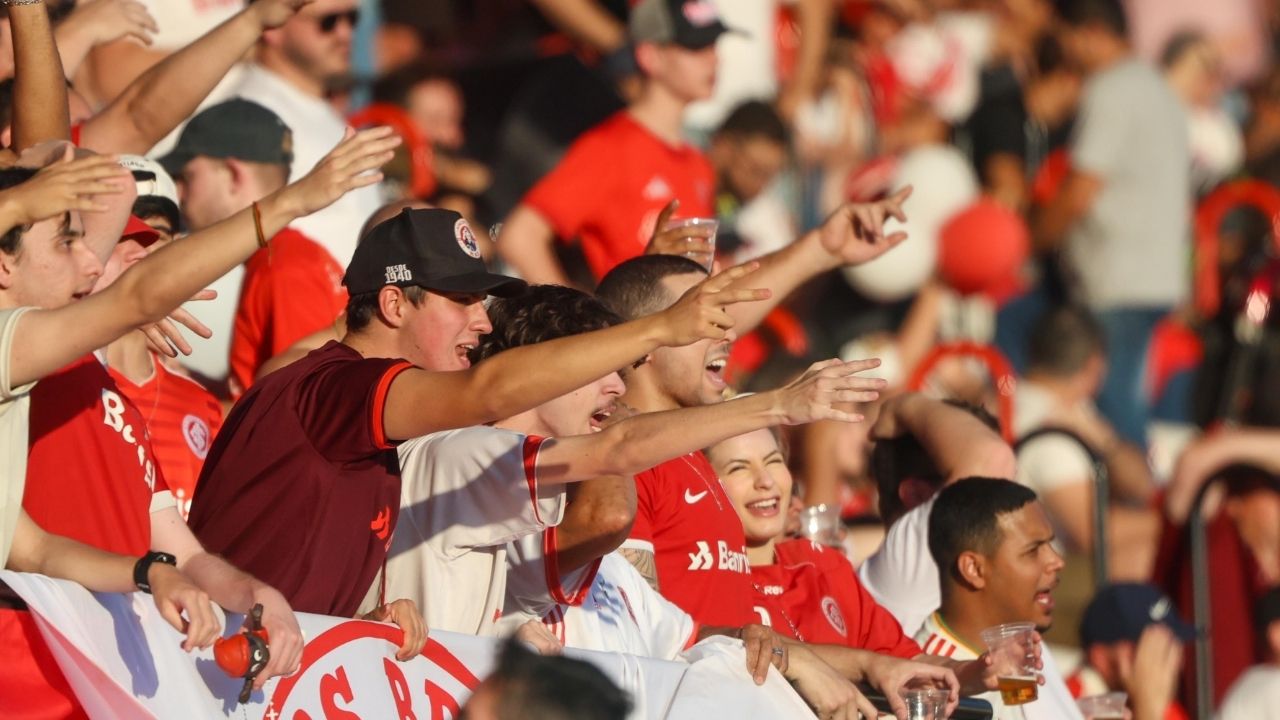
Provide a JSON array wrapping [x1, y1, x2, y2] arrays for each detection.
[[394, 290, 491, 372], [708, 428, 793, 566], [0, 211, 100, 311], [641, 272, 735, 409], [644, 43, 718, 104], [273, 0, 357, 85]]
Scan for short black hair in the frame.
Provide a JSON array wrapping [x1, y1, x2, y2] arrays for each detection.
[[0, 167, 39, 254], [1027, 305, 1105, 376], [715, 100, 790, 146], [1034, 34, 1071, 77], [344, 285, 429, 333], [595, 254, 707, 321], [132, 197, 180, 233], [1056, 0, 1128, 36], [928, 478, 1038, 594], [873, 400, 1000, 522], [473, 284, 622, 362], [1159, 30, 1207, 69], [485, 639, 632, 720]]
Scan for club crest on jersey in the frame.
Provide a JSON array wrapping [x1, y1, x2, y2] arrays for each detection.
[[455, 218, 481, 259], [821, 596, 847, 637], [385, 264, 413, 283], [181, 414, 211, 459]]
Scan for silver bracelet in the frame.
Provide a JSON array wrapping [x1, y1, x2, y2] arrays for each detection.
[[3, 0, 44, 6]]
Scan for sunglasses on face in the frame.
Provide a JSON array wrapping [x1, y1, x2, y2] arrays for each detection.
[[317, 9, 360, 33]]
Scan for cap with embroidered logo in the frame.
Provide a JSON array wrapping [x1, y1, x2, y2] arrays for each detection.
[[629, 0, 740, 50], [343, 208, 527, 297]]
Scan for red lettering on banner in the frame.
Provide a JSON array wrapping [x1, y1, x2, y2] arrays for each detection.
[[267, 622, 481, 720], [425, 680, 461, 720], [383, 658, 418, 720], [320, 666, 361, 720]]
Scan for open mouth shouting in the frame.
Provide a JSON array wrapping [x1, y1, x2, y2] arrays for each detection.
[[589, 401, 617, 432], [705, 356, 728, 389]]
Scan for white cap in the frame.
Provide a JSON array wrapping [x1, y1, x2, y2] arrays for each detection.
[[119, 154, 179, 206]]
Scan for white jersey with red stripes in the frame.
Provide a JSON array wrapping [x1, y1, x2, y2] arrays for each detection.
[[913, 612, 1084, 720], [501, 549, 697, 660]]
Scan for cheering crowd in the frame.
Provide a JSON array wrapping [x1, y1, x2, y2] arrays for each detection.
[[1, 0, 1279, 718]]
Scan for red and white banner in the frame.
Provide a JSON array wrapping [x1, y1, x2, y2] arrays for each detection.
[[2, 572, 816, 719]]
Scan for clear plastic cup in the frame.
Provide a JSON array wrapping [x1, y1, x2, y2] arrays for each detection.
[[902, 687, 949, 720], [664, 217, 718, 271], [1076, 692, 1128, 719], [980, 622, 1041, 706], [798, 503, 842, 547]]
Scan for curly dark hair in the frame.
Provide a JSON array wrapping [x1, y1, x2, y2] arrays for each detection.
[[472, 284, 622, 363]]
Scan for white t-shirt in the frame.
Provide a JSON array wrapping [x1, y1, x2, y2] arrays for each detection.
[[915, 612, 1083, 720], [377, 426, 566, 636], [1218, 665, 1280, 720], [0, 307, 35, 567], [500, 549, 697, 660], [235, 64, 381, 267], [139, 0, 243, 50], [858, 496, 940, 636], [1012, 381, 1096, 498]]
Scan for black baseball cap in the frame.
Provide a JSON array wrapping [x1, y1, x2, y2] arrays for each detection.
[[629, 0, 739, 50], [343, 209, 526, 297], [159, 99, 294, 177], [1080, 583, 1196, 646]]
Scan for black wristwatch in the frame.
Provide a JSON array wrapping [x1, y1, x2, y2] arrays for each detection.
[[133, 551, 177, 594]]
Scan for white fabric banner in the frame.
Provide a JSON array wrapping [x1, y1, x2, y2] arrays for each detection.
[[2, 572, 816, 720]]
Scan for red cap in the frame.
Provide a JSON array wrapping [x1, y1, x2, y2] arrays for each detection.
[[122, 215, 160, 248]]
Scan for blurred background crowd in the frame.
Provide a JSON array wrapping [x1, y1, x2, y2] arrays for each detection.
[[12, 0, 1280, 717]]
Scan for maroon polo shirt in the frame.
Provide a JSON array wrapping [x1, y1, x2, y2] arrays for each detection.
[[188, 341, 411, 617]]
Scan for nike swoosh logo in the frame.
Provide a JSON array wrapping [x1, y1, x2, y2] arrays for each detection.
[[684, 489, 708, 504]]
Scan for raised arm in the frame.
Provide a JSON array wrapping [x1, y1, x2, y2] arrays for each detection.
[[721, 187, 912, 334], [380, 264, 770, 441], [52, 0, 158, 80], [536, 358, 884, 485], [78, 0, 313, 154], [9, 126, 399, 388], [871, 393, 1016, 483], [8, 0, 70, 151]]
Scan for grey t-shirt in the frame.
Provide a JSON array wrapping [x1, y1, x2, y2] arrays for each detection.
[[1068, 59, 1190, 309]]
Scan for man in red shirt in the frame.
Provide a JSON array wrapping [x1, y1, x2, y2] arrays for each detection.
[[188, 207, 763, 620], [161, 99, 348, 398], [498, 0, 730, 284]]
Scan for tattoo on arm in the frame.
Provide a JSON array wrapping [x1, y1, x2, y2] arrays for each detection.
[[619, 548, 659, 591]]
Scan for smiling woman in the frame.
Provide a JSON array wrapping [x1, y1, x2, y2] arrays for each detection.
[[707, 427, 923, 656]]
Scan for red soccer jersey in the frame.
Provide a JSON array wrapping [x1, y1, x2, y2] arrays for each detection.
[[187, 341, 411, 617], [228, 228, 347, 398], [751, 539, 922, 656], [24, 354, 171, 557], [625, 451, 755, 628], [522, 111, 715, 279], [108, 354, 223, 520]]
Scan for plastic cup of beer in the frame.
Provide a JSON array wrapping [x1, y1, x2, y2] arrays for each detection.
[[901, 687, 949, 720], [798, 503, 842, 548], [1076, 692, 1128, 719], [980, 622, 1040, 706], [664, 217, 718, 271]]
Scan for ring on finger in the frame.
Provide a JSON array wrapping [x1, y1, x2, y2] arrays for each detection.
[[771, 647, 785, 657]]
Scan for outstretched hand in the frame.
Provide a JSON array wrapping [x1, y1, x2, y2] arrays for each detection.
[[774, 358, 886, 425], [657, 261, 770, 346], [819, 185, 912, 267], [1, 153, 129, 225], [281, 126, 401, 218]]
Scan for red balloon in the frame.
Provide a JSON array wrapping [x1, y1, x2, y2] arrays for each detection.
[[937, 197, 1030, 303]]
